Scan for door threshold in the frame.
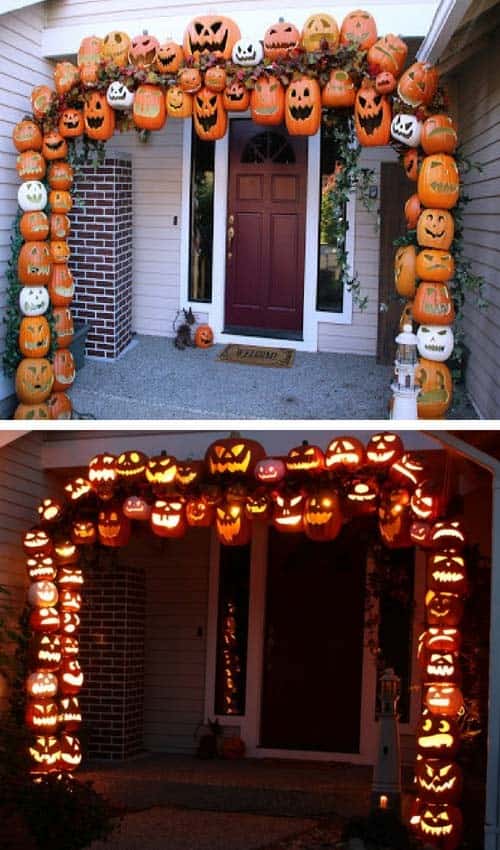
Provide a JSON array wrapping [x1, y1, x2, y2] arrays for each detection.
[[252, 747, 370, 764], [223, 326, 303, 342]]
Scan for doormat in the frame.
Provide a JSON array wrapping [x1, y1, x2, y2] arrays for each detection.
[[217, 344, 295, 368]]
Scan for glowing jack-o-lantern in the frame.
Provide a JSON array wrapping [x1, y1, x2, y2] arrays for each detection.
[[427, 552, 467, 596], [426, 590, 464, 627], [429, 520, 466, 551], [58, 566, 84, 589], [61, 636, 79, 658], [216, 501, 251, 546], [421, 649, 460, 684], [425, 684, 464, 717], [410, 480, 445, 521], [325, 436, 365, 473], [28, 580, 59, 609], [64, 477, 92, 502], [416, 759, 463, 804], [53, 537, 78, 565], [23, 528, 52, 556], [26, 699, 59, 733], [59, 696, 82, 731], [286, 441, 324, 475], [37, 497, 64, 525], [29, 735, 60, 771], [304, 490, 342, 541], [418, 627, 461, 657], [186, 497, 214, 528], [410, 520, 432, 547], [98, 504, 131, 547], [27, 553, 56, 582], [389, 453, 426, 489], [176, 459, 204, 489], [200, 483, 223, 507], [62, 611, 81, 635], [123, 495, 151, 521], [27, 671, 58, 699], [255, 457, 286, 484], [344, 477, 379, 516], [59, 733, 82, 770], [32, 633, 62, 671], [272, 491, 304, 533], [146, 453, 177, 488], [417, 711, 460, 758], [366, 433, 404, 468], [115, 450, 148, 482], [150, 498, 186, 538], [59, 589, 82, 613], [71, 520, 96, 546], [88, 453, 117, 500], [60, 659, 84, 695], [378, 487, 412, 548], [245, 489, 272, 520], [30, 606, 60, 633], [206, 437, 265, 477]]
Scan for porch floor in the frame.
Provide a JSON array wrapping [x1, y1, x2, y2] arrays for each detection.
[[71, 335, 477, 420]]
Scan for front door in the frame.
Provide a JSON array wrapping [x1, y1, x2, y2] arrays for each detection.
[[225, 120, 307, 338]]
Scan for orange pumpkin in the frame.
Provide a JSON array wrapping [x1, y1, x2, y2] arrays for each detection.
[[59, 108, 84, 138], [416, 249, 455, 282], [179, 67, 202, 94], [18, 241, 51, 286], [42, 131, 68, 161], [394, 245, 417, 297], [52, 348, 76, 392], [14, 402, 50, 420], [205, 66, 227, 93], [77, 35, 103, 86], [84, 91, 115, 141], [48, 264, 74, 307], [53, 307, 74, 348], [47, 162, 73, 191], [403, 148, 422, 182], [102, 30, 131, 67], [404, 194, 423, 229], [15, 358, 54, 404], [418, 155, 460, 210], [322, 70, 355, 107], [354, 81, 391, 146], [223, 80, 250, 112], [155, 41, 183, 74], [31, 86, 53, 120], [194, 324, 214, 347], [13, 120, 43, 152], [183, 15, 241, 61], [421, 114, 458, 155], [263, 18, 301, 60], [16, 150, 46, 182], [133, 84, 167, 131], [49, 190, 72, 214], [128, 32, 160, 69], [19, 316, 51, 357], [49, 213, 71, 240], [367, 33, 407, 76], [50, 240, 70, 264], [250, 75, 285, 126], [166, 86, 193, 118], [375, 71, 396, 95], [54, 62, 80, 95], [413, 282, 455, 326], [20, 211, 49, 241], [285, 76, 321, 136], [340, 9, 377, 50], [193, 88, 227, 140], [301, 12, 339, 52], [417, 209, 454, 251], [398, 62, 439, 107], [48, 392, 73, 420]]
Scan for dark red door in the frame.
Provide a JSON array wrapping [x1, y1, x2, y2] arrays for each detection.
[[260, 525, 367, 752], [225, 120, 307, 337]]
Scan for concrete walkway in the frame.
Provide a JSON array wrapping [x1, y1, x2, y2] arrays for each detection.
[[70, 335, 477, 420]]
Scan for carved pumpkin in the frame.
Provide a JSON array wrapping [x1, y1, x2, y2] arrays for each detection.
[[272, 491, 304, 532], [286, 441, 324, 474], [425, 683, 464, 717], [325, 436, 365, 473], [42, 131, 68, 162], [52, 349, 76, 392], [60, 659, 84, 695], [19, 316, 50, 358], [388, 453, 426, 490], [167, 86, 193, 118], [26, 553, 56, 581], [251, 76, 285, 126], [59, 589, 82, 614], [354, 82, 391, 147], [102, 30, 131, 67], [255, 457, 286, 484], [20, 211, 49, 242], [421, 115, 458, 156], [16, 358, 54, 404], [98, 503, 131, 547], [416, 249, 454, 282], [114, 449, 148, 482], [416, 759, 463, 804], [37, 497, 63, 524], [49, 190, 72, 214], [26, 699, 59, 733], [186, 497, 214, 527], [58, 107, 84, 139], [205, 437, 265, 477], [176, 459, 204, 489], [64, 477, 91, 502], [61, 611, 81, 635], [410, 480, 445, 521], [133, 84, 167, 131], [378, 487, 412, 548], [417, 209, 454, 251], [417, 324, 454, 362], [367, 33, 407, 76], [419, 628, 461, 656], [47, 162, 73, 191], [150, 497, 186, 538], [71, 519, 97, 545], [204, 66, 227, 93], [50, 240, 70, 264], [49, 265, 74, 307], [155, 40, 183, 74], [89, 453, 117, 499], [58, 566, 84, 588], [18, 241, 51, 286], [429, 519, 466, 550], [413, 283, 455, 326], [84, 91, 115, 141], [27, 671, 58, 699], [426, 590, 463, 627], [28, 580, 59, 608], [216, 500, 251, 546], [419, 803, 462, 850], [223, 80, 250, 112], [366, 432, 404, 467], [77, 35, 103, 85], [59, 695, 82, 731], [32, 633, 62, 671], [59, 733, 82, 770], [129, 31, 159, 68], [304, 489, 342, 541], [375, 71, 396, 95], [403, 148, 422, 182], [285, 76, 321, 136], [13, 119, 43, 152], [427, 551, 467, 596], [245, 488, 272, 520], [418, 155, 460, 210], [145, 453, 177, 487], [30, 606, 60, 633], [404, 195, 422, 230], [53, 308, 74, 349], [106, 81, 135, 111], [416, 359, 453, 419], [398, 62, 439, 107], [340, 9, 377, 50], [31, 85, 53, 120], [391, 113, 422, 147], [263, 18, 300, 60], [53, 537, 78, 565], [322, 70, 356, 108], [23, 527, 52, 556], [194, 324, 214, 347], [232, 37, 264, 66], [420, 648, 461, 685], [394, 245, 417, 298], [301, 13, 339, 52], [344, 476, 379, 516], [16, 150, 46, 182], [193, 88, 227, 141], [19, 286, 49, 320], [50, 214, 71, 239], [183, 16, 241, 61], [179, 67, 202, 94], [29, 735, 60, 771]]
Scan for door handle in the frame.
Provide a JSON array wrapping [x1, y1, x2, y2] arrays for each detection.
[[227, 222, 235, 261], [227, 226, 235, 246]]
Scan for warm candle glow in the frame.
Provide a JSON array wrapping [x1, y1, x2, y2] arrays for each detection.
[[380, 795, 388, 810]]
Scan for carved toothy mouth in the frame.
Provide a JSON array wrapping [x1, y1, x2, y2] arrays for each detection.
[[367, 450, 393, 463], [22, 379, 53, 394], [227, 91, 245, 101], [217, 516, 240, 540], [275, 515, 301, 526], [55, 369, 76, 385], [266, 39, 298, 51], [305, 511, 332, 525], [157, 53, 176, 68], [289, 104, 313, 121], [429, 181, 457, 193], [254, 106, 277, 115], [118, 465, 146, 477], [177, 472, 197, 485], [419, 777, 456, 792], [237, 49, 256, 61], [326, 453, 359, 468], [90, 469, 115, 482], [27, 265, 50, 277], [46, 140, 64, 151], [198, 111, 218, 132], [63, 673, 84, 688], [86, 116, 104, 130], [63, 118, 80, 129], [427, 663, 455, 678], [421, 823, 453, 837], [24, 340, 47, 350], [189, 29, 228, 56], [31, 715, 58, 728], [152, 514, 181, 529], [358, 110, 383, 135], [431, 570, 464, 584]]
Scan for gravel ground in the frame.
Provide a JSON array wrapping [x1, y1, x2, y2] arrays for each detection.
[[70, 335, 477, 420]]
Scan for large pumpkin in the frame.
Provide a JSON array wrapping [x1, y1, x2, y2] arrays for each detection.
[[417, 209, 454, 251], [77, 35, 103, 85], [205, 436, 265, 477], [421, 115, 458, 155], [263, 18, 300, 60], [193, 88, 227, 141], [84, 91, 115, 141], [416, 359, 453, 418], [340, 9, 377, 50], [216, 500, 251, 546], [205, 66, 227, 93], [322, 70, 355, 108], [183, 15, 241, 61], [250, 76, 285, 126], [398, 62, 439, 107], [102, 30, 131, 67], [413, 282, 455, 326], [394, 245, 417, 298], [416, 249, 455, 282], [133, 84, 167, 131], [18, 241, 51, 286], [303, 489, 342, 542], [13, 119, 43, 152], [354, 82, 391, 146], [16, 358, 54, 403], [285, 76, 321, 136], [367, 33, 407, 76], [16, 150, 46, 182], [20, 211, 49, 242], [19, 316, 50, 358], [128, 32, 160, 69], [418, 155, 460, 209], [301, 13, 339, 52]]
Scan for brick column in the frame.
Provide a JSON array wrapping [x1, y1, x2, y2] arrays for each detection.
[[79, 554, 145, 760], [70, 157, 133, 359]]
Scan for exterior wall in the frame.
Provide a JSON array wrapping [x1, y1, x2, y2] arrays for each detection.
[[449, 34, 500, 419], [0, 3, 54, 403], [0, 432, 46, 716]]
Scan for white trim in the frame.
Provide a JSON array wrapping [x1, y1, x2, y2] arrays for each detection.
[[417, 0, 474, 63], [180, 118, 193, 312]]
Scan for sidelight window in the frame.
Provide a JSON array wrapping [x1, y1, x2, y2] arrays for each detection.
[[317, 125, 347, 314], [214, 544, 250, 716], [188, 127, 215, 302]]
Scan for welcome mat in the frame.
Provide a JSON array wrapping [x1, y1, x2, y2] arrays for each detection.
[[218, 343, 295, 368]]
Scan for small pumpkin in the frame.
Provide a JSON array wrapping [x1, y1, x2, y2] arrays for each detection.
[[16, 150, 46, 182], [84, 91, 115, 141], [193, 88, 227, 141], [375, 71, 396, 95], [167, 86, 193, 118], [53, 307, 74, 348], [417, 209, 454, 250], [19, 316, 51, 357], [128, 31, 160, 69], [49, 190, 72, 214], [391, 113, 422, 147], [250, 75, 285, 126], [106, 81, 135, 110], [13, 119, 43, 152], [404, 194, 423, 229], [42, 131, 68, 161], [303, 489, 342, 542], [394, 245, 417, 297], [47, 162, 73, 191], [50, 240, 70, 264], [416, 359, 453, 419], [403, 148, 422, 182], [418, 154, 460, 210], [216, 500, 251, 546], [263, 18, 301, 60], [31, 85, 54, 120], [417, 325, 454, 362], [205, 66, 227, 93], [14, 402, 49, 420], [285, 75, 321, 136], [186, 497, 214, 527], [155, 41, 183, 74], [133, 84, 167, 131], [47, 392, 72, 420], [98, 502, 131, 547], [195, 324, 214, 347], [223, 80, 250, 112], [179, 67, 203, 94], [150, 497, 187, 539], [340, 9, 378, 50], [322, 70, 355, 108]]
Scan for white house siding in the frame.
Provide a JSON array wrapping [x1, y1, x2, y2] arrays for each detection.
[[0, 3, 54, 402], [0, 432, 47, 715], [449, 34, 500, 419]]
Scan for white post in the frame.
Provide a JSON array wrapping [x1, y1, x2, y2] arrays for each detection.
[[371, 667, 402, 813]]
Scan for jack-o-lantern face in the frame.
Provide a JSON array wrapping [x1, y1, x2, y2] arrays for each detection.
[[286, 442, 324, 474], [302, 13, 339, 52], [413, 285, 455, 329], [417, 209, 454, 251], [26, 700, 59, 733], [102, 30, 131, 66], [186, 497, 214, 527], [150, 498, 186, 538], [64, 477, 92, 502], [167, 86, 192, 118], [416, 249, 455, 283], [325, 437, 365, 473], [367, 34, 408, 76], [403, 148, 422, 182], [285, 76, 321, 137], [84, 91, 115, 141], [389, 453, 426, 489], [18, 241, 51, 286], [194, 88, 227, 141], [61, 636, 79, 658], [116, 450, 148, 482], [206, 438, 265, 477], [251, 76, 285, 125], [20, 211, 49, 242], [245, 488, 272, 520], [89, 454, 117, 499], [27, 553, 56, 581], [216, 501, 251, 546], [27, 671, 58, 698], [183, 15, 241, 61], [340, 9, 378, 50], [176, 459, 204, 489], [59, 733, 82, 770], [179, 67, 202, 94], [146, 453, 177, 487], [354, 84, 391, 146], [13, 119, 43, 152], [427, 552, 467, 596], [50, 213, 71, 240], [394, 245, 416, 298], [155, 41, 183, 73], [410, 520, 432, 547], [32, 633, 62, 671], [345, 477, 379, 515], [59, 108, 84, 138], [322, 70, 356, 108], [128, 32, 160, 68], [416, 340, 451, 406], [19, 316, 50, 358], [29, 735, 60, 770], [418, 155, 460, 210], [42, 131, 68, 161], [98, 504, 131, 547], [133, 84, 167, 131], [18, 180, 47, 212], [417, 712, 460, 758], [23, 528, 52, 556], [378, 487, 412, 548], [272, 492, 304, 532], [48, 162, 73, 192], [59, 589, 82, 613], [429, 520, 465, 550], [19, 285, 50, 318], [421, 115, 458, 156], [366, 433, 404, 467], [425, 684, 464, 717], [223, 80, 251, 112], [59, 696, 82, 731], [58, 566, 84, 589], [60, 659, 84, 695], [231, 37, 263, 66], [398, 61, 439, 108], [123, 495, 151, 521], [418, 627, 461, 656], [49, 190, 72, 215], [391, 113, 422, 147], [410, 480, 444, 521], [62, 611, 81, 635], [426, 590, 464, 626], [375, 71, 396, 95], [16, 150, 46, 182], [304, 490, 342, 541], [37, 497, 64, 524], [53, 537, 78, 565], [28, 580, 58, 608], [421, 650, 460, 684], [53, 61, 80, 96], [417, 325, 454, 362], [106, 81, 135, 110], [255, 457, 286, 484], [205, 66, 227, 93], [416, 759, 463, 804], [264, 19, 300, 60], [30, 606, 60, 633]]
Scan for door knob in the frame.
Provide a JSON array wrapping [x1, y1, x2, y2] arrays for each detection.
[[227, 226, 235, 245]]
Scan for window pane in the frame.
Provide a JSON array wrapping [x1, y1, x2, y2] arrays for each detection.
[[317, 126, 346, 313], [214, 544, 250, 716], [189, 128, 215, 302]]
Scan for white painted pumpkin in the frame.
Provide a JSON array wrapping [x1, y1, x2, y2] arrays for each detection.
[[417, 324, 454, 362], [28, 580, 59, 608], [232, 37, 263, 66], [391, 113, 422, 147], [18, 180, 47, 212], [106, 81, 135, 110], [19, 286, 50, 317]]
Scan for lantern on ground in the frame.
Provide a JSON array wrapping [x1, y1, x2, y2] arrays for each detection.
[[371, 668, 401, 814], [392, 324, 419, 419]]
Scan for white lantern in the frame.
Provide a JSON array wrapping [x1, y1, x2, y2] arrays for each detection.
[[28, 580, 59, 608], [106, 81, 135, 110], [19, 286, 50, 317], [392, 323, 419, 419], [232, 37, 264, 66], [391, 113, 422, 147], [18, 180, 47, 212], [417, 324, 454, 362]]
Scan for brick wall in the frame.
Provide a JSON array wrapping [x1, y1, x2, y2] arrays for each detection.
[[70, 158, 133, 359], [79, 550, 145, 759]]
